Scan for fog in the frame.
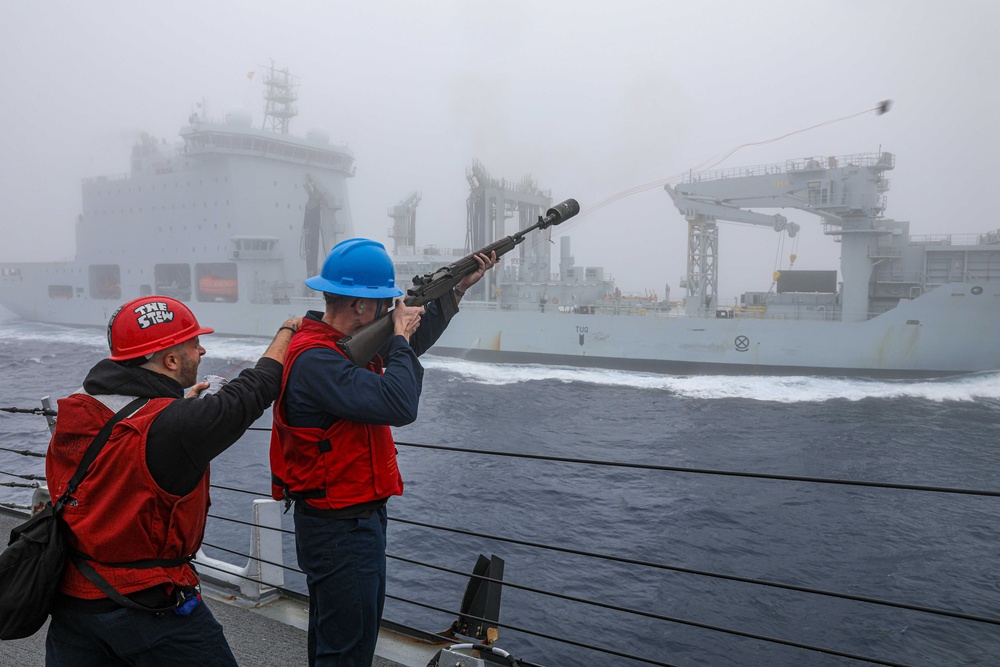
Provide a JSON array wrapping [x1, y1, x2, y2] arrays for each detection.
[[2, 1, 997, 302]]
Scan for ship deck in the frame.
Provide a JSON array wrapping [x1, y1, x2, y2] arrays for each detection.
[[0, 508, 437, 667]]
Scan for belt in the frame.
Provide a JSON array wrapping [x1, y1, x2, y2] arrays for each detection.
[[54, 586, 177, 614], [294, 498, 387, 520]]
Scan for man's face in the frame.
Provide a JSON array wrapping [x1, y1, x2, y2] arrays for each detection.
[[369, 298, 394, 321], [177, 336, 205, 388]]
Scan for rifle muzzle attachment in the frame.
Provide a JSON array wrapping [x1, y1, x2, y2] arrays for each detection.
[[540, 198, 580, 227]]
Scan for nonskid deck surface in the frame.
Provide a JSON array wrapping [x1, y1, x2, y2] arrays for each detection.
[[0, 509, 426, 667]]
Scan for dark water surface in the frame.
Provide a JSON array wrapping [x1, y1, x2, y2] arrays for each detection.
[[2, 312, 999, 666]]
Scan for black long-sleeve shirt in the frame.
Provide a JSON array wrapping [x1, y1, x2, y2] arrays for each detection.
[[81, 356, 282, 496]]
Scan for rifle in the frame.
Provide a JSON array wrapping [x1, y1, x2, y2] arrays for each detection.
[[338, 198, 580, 366]]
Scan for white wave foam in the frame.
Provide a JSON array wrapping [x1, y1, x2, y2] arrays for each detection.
[[199, 336, 273, 365], [0, 317, 270, 368], [0, 321, 108, 351], [420, 355, 1000, 403], [3, 310, 998, 404]]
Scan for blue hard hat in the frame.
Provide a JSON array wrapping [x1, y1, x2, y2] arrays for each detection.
[[305, 238, 403, 298]]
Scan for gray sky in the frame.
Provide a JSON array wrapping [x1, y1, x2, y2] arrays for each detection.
[[2, 1, 997, 301]]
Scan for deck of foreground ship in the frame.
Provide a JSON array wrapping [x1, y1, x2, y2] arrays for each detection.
[[0, 509, 436, 667]]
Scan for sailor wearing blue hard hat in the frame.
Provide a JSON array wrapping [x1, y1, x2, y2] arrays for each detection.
[[270, 237, 495, 666]]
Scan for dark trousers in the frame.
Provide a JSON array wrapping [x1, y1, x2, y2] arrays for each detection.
[[45, 597, 237, 667], [294, 506, 388, 667]]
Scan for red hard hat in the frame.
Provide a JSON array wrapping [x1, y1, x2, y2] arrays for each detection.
[[107, 296, 214, 361]]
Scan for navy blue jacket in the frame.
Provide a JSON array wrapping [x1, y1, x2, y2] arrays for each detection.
[[283, 298, 454, 430]]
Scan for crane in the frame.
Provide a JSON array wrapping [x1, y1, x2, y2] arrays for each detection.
[[665, 152, 894, 320]]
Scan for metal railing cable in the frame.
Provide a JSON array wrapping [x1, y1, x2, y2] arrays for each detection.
[[0, 469, 46, 481], [3, 415, 994, 666], [0, 475, 956, 667], [24, 422, 1000, 499], [199, 499, 956, 666], [389, 517, 1000, 627], [0, 446, 45, 458], [206, 511, 290, 534], [386, 554, 915, 667], [9, 465, 929, 663], [198, 540, 298, 576], [189, 557, 545, 667], [390, 592, 690, 667], [198, 516, 921, 666], [210, 483, 271, 497], [192, 556, 296, 584], [0, 406, 56, 416], [394, 441, 1000, 498]]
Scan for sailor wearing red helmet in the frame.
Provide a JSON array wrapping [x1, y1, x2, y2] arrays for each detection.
[[44, 295, 300, 667]]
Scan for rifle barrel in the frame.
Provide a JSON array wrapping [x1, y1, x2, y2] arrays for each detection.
[[339, 196, 580, 366]]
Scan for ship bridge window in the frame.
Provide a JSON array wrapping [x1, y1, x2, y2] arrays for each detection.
[[807, 180, 830, 206], [89, 265, 121, 300], [234, 238, 276, 251], [196, 262, 238, 303], [48, 285, 73, 299], [231, 237, 278, 260], [154, 264, 192, 301]]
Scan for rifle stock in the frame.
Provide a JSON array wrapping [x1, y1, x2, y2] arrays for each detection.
[[337, 311, 397, 366], [337, 198, 579, 366]]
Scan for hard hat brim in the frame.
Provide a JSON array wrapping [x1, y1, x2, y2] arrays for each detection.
[[305, 274, 403, 298]]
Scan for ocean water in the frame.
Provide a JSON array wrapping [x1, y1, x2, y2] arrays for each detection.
[[2, 309, 1000, 666]]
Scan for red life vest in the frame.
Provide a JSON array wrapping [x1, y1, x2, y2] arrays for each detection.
[[269, 318, 404, 509], [46, 394, 207, 599]]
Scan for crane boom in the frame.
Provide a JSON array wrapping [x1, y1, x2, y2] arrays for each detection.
[[665, 152, 894, 320]]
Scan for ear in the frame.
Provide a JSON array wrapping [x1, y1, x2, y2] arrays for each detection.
[[160, 349, 182, 372]]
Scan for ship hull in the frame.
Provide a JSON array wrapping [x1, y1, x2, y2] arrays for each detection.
[[5, 262, 997, 378], [425, 280, 1000, 378]]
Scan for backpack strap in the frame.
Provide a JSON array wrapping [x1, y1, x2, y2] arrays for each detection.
[[57, 396, 150, 508], [70, 554, 189, 614], [57, 396, 182, 613]]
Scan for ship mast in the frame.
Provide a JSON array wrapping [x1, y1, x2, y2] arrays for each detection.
[[262, 64, 298, 134]]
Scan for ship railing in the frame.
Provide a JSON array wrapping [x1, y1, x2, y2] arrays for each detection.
[[910, 233, 996, 247], [871, 270, 925, 283], [683, 153, 887, 184], [727, 305, 767, 319], [4, 406, 1000, 666], [459, 300, 675, 317], [869, 245, 903, 259], [978, 229, 1000, 245], [181, 130, 352, 171]]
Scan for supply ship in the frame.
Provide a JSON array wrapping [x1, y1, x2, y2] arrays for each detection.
[[2, 65, 999, 377]]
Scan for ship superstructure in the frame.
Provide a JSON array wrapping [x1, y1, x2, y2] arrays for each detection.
[[0, 65, 350, 334]]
